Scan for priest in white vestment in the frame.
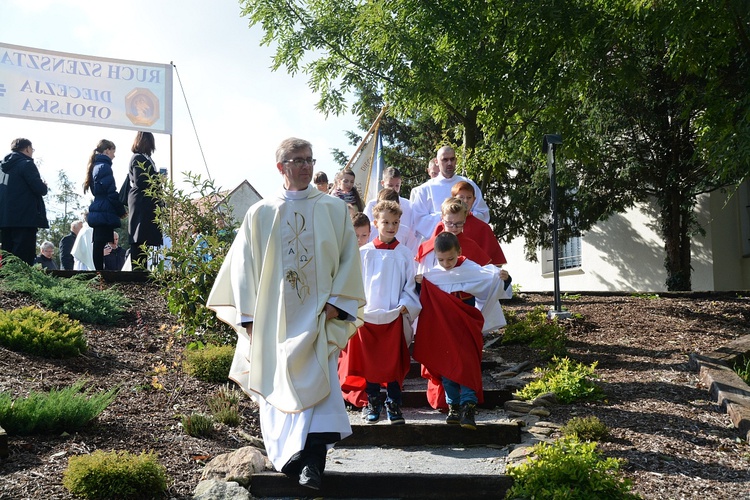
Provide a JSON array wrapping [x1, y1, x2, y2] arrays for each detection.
[[207, 138, 365, 491], [71, 221, 94, 270], [410, 146, 490, 240]]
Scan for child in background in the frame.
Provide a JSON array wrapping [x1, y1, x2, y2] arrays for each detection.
[[339, 200, 421, 424], [365, 188, 420, 256], [432, 181, 507, 266], [313, 171, 329, 193], [330, 168, 365, 212], [413, 232, 507, 430], [416, 198, 492, 273], [351, 212, 371, 248]]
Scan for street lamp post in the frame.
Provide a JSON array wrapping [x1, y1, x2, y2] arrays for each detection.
[[543, 134, 571, 319]]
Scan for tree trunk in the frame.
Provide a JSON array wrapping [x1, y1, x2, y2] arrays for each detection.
[[660, 189, 692, 291]]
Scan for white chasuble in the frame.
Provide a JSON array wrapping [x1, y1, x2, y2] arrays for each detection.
[[207, 186, 365, 469]]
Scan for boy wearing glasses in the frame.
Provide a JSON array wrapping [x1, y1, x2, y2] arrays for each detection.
[[413, 232, 507, 429], [415, 198, 492, 273], [339, 200, 421, 424], [430, 181, 508, 266]]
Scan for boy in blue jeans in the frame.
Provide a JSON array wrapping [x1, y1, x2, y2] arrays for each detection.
[[339, 200, 421, 424], [414, 232, 508, 429]]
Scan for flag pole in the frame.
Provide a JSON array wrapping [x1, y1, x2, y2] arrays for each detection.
[[344, 105, 389, 171]]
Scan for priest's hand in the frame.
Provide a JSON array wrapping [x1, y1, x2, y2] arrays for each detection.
[[415, 274, 423, 284], [500, 269, 509, 281], [324, 303, 339, 320], [400, 305, 408, 314], [245, 323, 253, 339]]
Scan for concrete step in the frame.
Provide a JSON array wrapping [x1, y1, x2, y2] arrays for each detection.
[[343, 421, 521, 446], [399, 388, 513, 409], [250, 471, 513, 499], [405, 360, 499, 379]]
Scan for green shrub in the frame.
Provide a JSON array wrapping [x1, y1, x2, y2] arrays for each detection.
[[0, 255, 128, 324], [502, 305, 567, 358], [183, 343, 234, 383], [63, 450, 168, 499], [506, 436, 640, 499], [208, 384, 242, 426], [181, 412, 214, 437], [148, 173, 238, 341], [515, 356, 603, 404], [733, 356, 750, 385], [0, 379, 118, 435], [0, 306, 86, 357], [561, 416, 610, 441]]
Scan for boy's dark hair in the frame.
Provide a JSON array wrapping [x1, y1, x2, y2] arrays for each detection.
[[351, 212, 371, 228], [434, 232, 461, 254], [372, 200, 402, 220], [377, 187, 399, 203], [314, 171, 328, 184]]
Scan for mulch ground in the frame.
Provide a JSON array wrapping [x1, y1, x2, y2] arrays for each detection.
[[1, 283, 750, 499]]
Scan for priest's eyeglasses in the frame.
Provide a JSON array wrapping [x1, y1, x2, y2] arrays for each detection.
[[283, 157, 317, 167]]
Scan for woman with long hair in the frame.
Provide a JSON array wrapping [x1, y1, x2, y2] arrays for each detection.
[[126, 131, 163, 270], [83, 139, 125, 270], [330, 168, 364, 212]]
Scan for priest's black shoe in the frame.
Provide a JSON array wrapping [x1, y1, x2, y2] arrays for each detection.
[[298, 463, 322, 490]]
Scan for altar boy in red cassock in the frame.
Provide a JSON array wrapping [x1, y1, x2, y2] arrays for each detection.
[[413, 232, 508, 430], [415, 198, 492, 273], [339, 200, 421, 424]]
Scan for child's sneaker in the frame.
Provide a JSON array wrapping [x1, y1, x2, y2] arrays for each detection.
[[385, 401, 405, 425], [445, 404, 460, 425], [365, 397, 382, 424], [459, 403, 477, 430]]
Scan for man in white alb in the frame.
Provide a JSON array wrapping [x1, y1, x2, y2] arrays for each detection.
[[410, 146, 490, 240], [207, 137, 366, 491]]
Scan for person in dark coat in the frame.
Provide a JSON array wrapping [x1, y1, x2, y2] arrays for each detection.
[[126, 131, 163, 270], [103, 231, 127, 271], [83, 139, 126, 271], [59, 220, 83, 270], [33, 241, 58, 270], [0, 138, 49, 266]]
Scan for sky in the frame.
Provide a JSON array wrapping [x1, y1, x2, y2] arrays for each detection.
[[0, 0, 362, 219]]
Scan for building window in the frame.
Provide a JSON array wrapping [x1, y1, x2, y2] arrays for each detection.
[[541, 230, 582, 274]]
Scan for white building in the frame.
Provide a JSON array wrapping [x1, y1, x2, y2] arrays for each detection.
[[501, 180, 750, 292]]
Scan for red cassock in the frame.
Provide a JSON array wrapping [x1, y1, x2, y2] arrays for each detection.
[[431, 213, 507, 265], [339, 315, 410, 407], [412, 279, 484, 409]]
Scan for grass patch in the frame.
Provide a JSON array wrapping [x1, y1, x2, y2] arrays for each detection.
[[502, 305, 567, 359], [0, 306, 87, 358], [515, 356, 603, 404], [733, 356, 750, 385], [0, 379, 118, 435], [0, 254, 128, 324], [183, 343, 234, 383], [506, 436, 640, 499]]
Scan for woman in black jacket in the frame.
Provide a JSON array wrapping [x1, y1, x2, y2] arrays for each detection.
[[126, 131, 163, 270], [83, 139, 125, 270]]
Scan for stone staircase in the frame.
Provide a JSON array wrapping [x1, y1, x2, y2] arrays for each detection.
[[248, 360, 526, 499]]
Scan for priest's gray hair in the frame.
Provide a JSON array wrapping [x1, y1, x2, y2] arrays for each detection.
[[276, 137, 313, 163]]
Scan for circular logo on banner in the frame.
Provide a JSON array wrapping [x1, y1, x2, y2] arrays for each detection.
[[125, 88, 160, 126]]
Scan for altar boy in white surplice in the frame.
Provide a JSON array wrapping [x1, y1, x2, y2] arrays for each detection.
[[207, 137, 365, 491]]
